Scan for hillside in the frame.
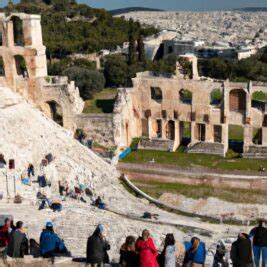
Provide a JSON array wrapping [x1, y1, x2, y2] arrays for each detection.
[[1, 0, 158, 58], [110, 7, 163, 16]]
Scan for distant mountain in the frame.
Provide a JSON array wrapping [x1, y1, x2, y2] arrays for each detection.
[[110, 7, 163, 16], [234, 7, 267, 12]]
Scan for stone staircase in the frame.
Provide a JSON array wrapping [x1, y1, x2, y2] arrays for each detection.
[[139, 138, 174, 151], [186, 142, 225, 156], [243, 145, 267, 159]]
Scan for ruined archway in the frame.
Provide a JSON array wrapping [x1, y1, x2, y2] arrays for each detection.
[[151, 87, 162, 103], [179, 89, 192, 104], [11, 16, 24, 46], [252, 128, 262, 145], [14, 55, 28, 77], [46, 101, 63, 126], [251, 91, 266, 111], [196, 123, 205, 141], [166, 120, 175, 140], [228, 124, 244, 153], [180, 121, 191, 146], [210, 88, 223, 106], [229, 89, 246, 112]]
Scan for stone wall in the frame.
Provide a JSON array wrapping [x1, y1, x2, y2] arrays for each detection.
[[75, 113, 115, 147]]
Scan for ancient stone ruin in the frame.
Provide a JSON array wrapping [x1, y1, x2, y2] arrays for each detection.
[[0, 13, 83, 132], [115, 57, 267, 158]]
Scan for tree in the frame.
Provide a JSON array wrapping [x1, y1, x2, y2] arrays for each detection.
[[137, 35, 146, 62], [104, 55, 128, 87], [63, 67, 105, 100], [128, 18, 137, 65]]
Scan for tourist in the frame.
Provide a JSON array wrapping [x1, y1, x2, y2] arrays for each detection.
[[7, 221, 28, 258], [0, 154, 6, 168], [184, 237, 206, 267], [120, 236, 139, 267], [40, 222, 69, 258], [136, 229, 158, 267], [158, 233, 176, 267], [230, 233, 253, 267], [27, 163, 35, 177], [213, 240, 228, 267], [86, 224, 110, 266], [250, 220, 267, 267], [0, 218, 12, 248]]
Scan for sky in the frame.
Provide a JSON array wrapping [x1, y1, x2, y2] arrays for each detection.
[[1, 0, 267, 11]]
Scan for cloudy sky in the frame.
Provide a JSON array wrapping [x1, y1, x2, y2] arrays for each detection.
[[1, 0, 267, 11]]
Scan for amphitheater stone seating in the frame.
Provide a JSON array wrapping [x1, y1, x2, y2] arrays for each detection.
[[243, 145, 267, 159], [139, 138, 174, 151], [186, 142, 224, 156]]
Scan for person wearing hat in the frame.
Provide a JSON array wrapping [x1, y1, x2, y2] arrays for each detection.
[[86, 224, 110, 266], [39, 222, 69, 258]]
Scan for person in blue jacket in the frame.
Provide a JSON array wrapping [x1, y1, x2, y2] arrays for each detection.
[[39, 222, 70, 258], [184, 237, 206, 266]]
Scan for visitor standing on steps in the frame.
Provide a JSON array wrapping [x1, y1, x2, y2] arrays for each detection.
[[119, 235, 140, 267], [250, 220, 267, 267], [7, 221, 28, 258], [230, 233, 253, 267], [86, 224, 110, 267], [184, 237, 206, 267], [136, 229, 158, 267], [158, 233, 176, 267]]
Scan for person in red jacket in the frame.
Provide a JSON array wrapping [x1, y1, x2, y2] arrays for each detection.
[[0, 218, 12, 247], [136, 229, 158, 267]]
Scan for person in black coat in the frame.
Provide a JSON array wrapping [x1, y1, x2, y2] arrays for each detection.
[[120, 236, 139, 267], [7, 221, 28, 258], [86, 224, 110, 265], [230, 233, 253, 267]]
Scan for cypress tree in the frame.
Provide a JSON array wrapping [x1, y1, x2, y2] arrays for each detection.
[[137, 35, 146, 62]]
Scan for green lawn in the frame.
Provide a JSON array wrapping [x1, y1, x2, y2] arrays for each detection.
[[132, 179, 267, 204], [83, 88, 118, 113], [122, 149, 267, 172]]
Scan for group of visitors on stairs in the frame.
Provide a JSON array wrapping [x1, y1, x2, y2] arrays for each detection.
[[0, 217, 266, 267]]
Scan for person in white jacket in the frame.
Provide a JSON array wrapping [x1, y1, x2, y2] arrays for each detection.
[[164, 233, 176, 267]]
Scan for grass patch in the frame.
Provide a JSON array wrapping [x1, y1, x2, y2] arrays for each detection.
[[132, 179, 267, 205], [83, 88, 118, 113], [121, 149, 267, 172]]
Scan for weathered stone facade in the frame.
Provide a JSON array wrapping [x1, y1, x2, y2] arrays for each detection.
[[0, 13, 84, 132], [115, 65, 267, 158]]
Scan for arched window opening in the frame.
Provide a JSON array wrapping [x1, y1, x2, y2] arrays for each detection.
[[11, 16, 24, 46], [166, 120, 175, 140], [179, 121, 191, 146], [14, 55, 28, 77], [229, 89, 246, 112], [214, 125, 222, 143], [196, 123, 205, 141], [179, 89, 192, 104], [228, 124, 244, 153], [251, 91, 266, 112], [0, 57, 5, 76], [151, 87, 162, 103], [253, 128, 262, 145], [47, 101, 63, 126], [210, 88, 223, 106]]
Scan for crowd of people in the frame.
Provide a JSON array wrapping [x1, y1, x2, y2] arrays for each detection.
[[0, 217, 266, 267]]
